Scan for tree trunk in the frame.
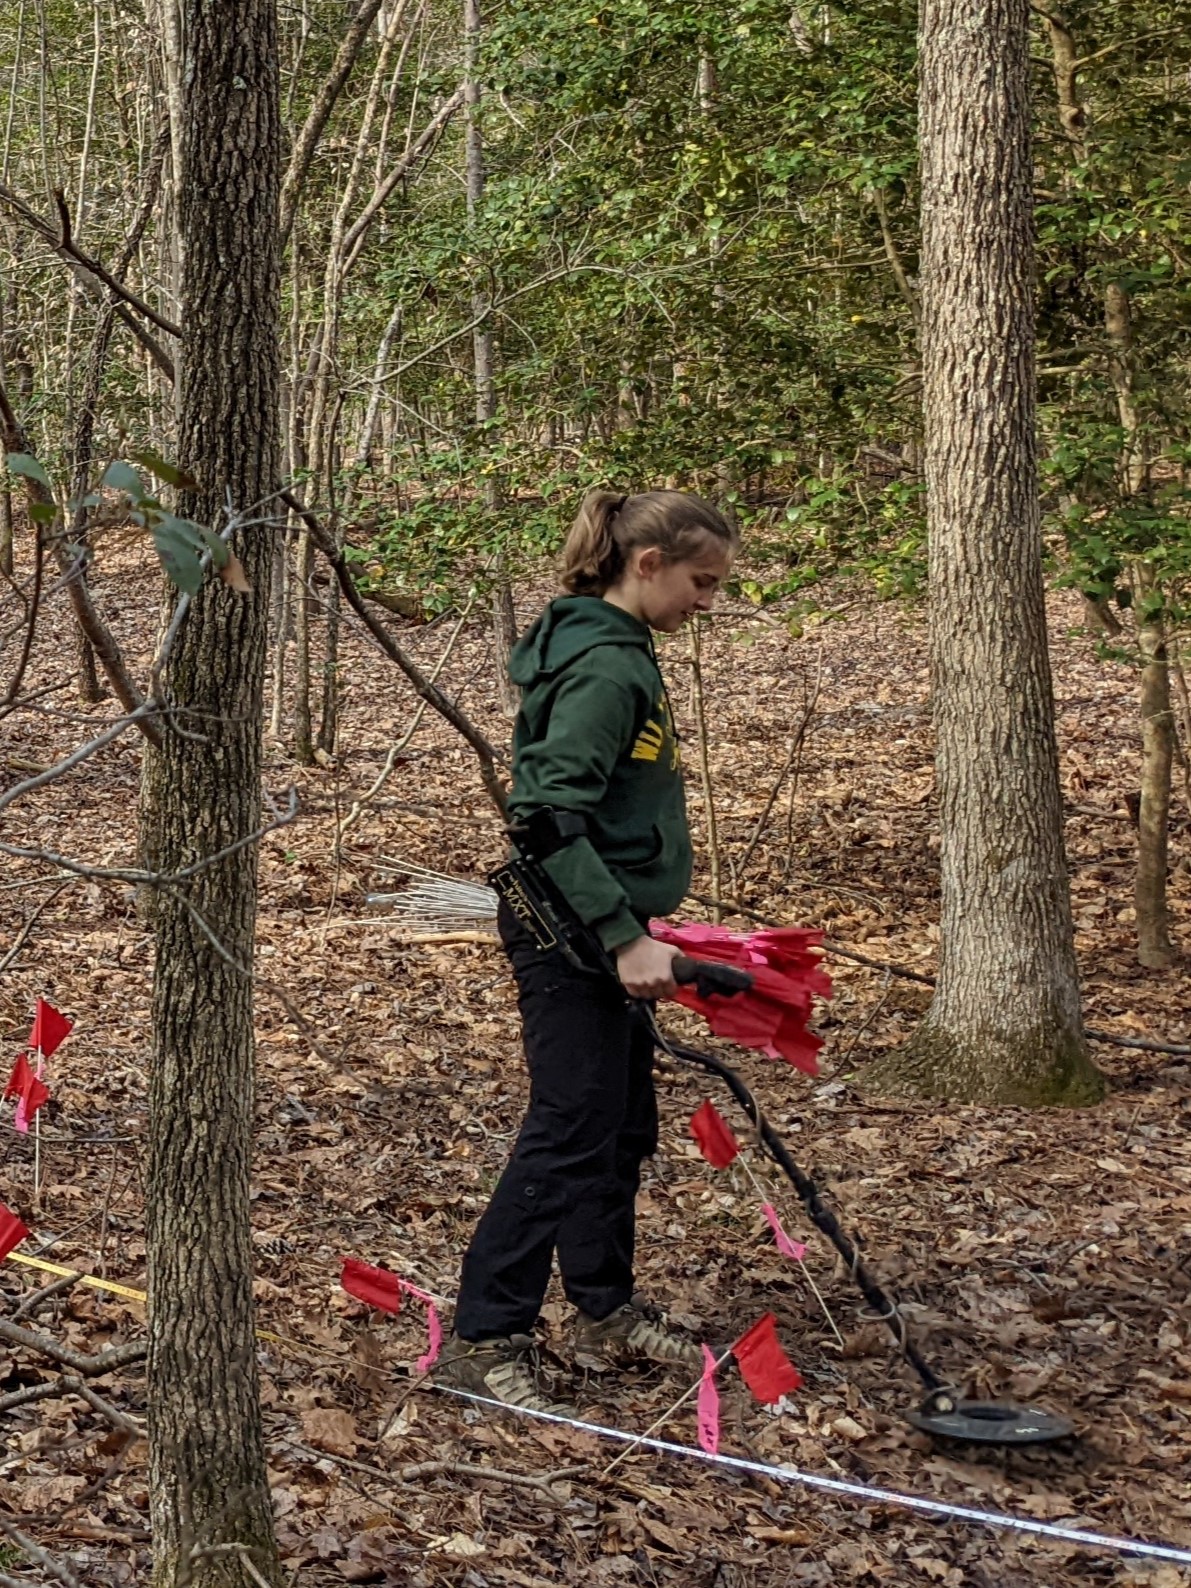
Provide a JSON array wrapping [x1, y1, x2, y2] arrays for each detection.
[[0, 485, 12, 578], [1134, 568, 1176, 967], [141, 0, 284, 1581], [464, 0, 518, 716], [863, 0, 1102, 1107]]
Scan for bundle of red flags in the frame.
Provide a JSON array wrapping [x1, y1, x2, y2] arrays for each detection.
[[650, 920, 830, 1074]]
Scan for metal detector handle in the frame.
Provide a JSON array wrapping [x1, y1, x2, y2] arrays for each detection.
[[672, 956, 754, 998]]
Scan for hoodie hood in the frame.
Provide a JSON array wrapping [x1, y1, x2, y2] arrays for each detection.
[[508, 595, 652, 687]]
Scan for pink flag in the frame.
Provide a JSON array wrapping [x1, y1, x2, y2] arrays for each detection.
[[4, 1054, 32, 1101], [400, 1280, 443, 1373], [733, 1313, 802, 1405], [341, 1257, 402, 1314], [689, 1099, 739, 1169], [762, 1203, 807, 1262], [697, 1343, 721, 1455]]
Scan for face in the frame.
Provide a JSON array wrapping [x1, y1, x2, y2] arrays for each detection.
[[632, 540, 732, 633]]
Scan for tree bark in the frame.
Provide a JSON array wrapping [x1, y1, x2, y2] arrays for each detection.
[[864, 0, 1102, 1106], [1134, 567, 1176, 967], [141, 0, 284, 1583]]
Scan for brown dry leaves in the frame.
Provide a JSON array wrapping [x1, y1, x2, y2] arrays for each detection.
[[1, 565, 1190, 1587]]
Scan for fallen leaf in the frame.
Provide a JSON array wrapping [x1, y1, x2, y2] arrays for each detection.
[[301, 1406, 357, 1457]]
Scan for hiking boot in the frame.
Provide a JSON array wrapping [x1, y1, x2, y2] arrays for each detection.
[[573, 1295, 702, 1371], [433, 1333, 570, 1415]]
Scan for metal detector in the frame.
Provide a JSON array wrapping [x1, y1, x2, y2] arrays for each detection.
[[492, 841, 1074, 1448]]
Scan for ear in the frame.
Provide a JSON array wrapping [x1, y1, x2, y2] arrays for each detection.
[[635, 545, 665, 579]]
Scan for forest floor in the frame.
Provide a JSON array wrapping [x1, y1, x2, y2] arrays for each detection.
[[2, 548, 1191, 1588]]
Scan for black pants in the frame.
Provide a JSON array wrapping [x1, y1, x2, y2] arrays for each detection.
[[454, 902, 658, 1341]]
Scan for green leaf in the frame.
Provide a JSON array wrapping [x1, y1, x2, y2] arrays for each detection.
[[6, 453, 52, 492], [102, 460, 147, 501], [131, 449, 198, 491], [151, 519, 206, 596], [28, 501, 57, 524]]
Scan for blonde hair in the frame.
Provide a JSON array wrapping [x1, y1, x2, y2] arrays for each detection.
[[560, 489, 738, 596]]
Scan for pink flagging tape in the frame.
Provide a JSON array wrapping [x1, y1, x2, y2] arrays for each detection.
[[435, 1389, 1191, 1568], [696, 1344, 721, 1455], [761, 1202, 806, 1261]]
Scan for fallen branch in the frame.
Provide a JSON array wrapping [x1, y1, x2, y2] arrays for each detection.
[[0, 880, 74, 978], [288, 1440, 582, 1499], [0, 1317, 145, 1375]]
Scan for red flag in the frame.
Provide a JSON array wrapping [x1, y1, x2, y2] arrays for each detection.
[[28, 1000, 72, 1060], [5, 1054, 33, 1100], [15, 1071, 50, 1126], [340, 1257, 402, 1315], [733, 1312, 802, 1405], [690, 1099, 739, 1169], [0, 1202, 29, 1262]]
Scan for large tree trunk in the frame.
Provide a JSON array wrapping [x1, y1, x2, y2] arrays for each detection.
[[863, 0, 1102, 1106], [141, 0, 284, 1582]]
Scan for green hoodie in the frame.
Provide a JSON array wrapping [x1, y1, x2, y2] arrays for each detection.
[[507, 595, 692, 951]]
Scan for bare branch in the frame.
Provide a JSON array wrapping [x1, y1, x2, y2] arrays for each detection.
[[341, 86, 467, 265], [279, 0, 386, 248], [0, 1520, 82, 1588], [279, 488, 508, 815], [0, 787, 299, 885], [0, 181, 180, 338], [0, 705, 159, 818]]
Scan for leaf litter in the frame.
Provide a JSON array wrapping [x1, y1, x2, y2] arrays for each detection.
[[1, 555, 1190, 1586]]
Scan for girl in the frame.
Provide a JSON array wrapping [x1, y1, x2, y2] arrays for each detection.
[[437, 489, 738, 1411]]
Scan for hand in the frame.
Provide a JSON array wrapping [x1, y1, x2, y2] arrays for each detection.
[[615, 935, 682, 999]]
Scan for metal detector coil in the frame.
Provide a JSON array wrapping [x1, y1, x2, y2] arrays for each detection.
[[908, 1390, 1074, 1445]]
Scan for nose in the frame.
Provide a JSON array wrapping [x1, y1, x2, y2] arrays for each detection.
[[693, 592, 713, 612]]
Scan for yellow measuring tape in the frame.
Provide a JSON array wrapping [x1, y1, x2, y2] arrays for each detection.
[[7, 1249, 146, 1303], [3, 1250, 337, 1358]]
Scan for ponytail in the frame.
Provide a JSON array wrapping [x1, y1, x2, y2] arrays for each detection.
[[560, 489, 736, 596], [559, 491, 628, 595]]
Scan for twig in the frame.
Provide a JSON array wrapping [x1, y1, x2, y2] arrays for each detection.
[[0, 880, 74, 976], [338, 591, 477, 841], [822, 971, 894, 1078], [11, 1269, 79, 1321], [284, 487, 508, 815], [0, 788, 299, 886], [61, 1376, 143, 1435], [287, 1441, 581, 1499], [687, 618, 723, 919], [736, 648, 823, 881], [188, 1544, 273, 1588]]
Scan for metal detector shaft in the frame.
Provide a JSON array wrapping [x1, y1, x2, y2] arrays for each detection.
[[648, 1016, 944, 1395]]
